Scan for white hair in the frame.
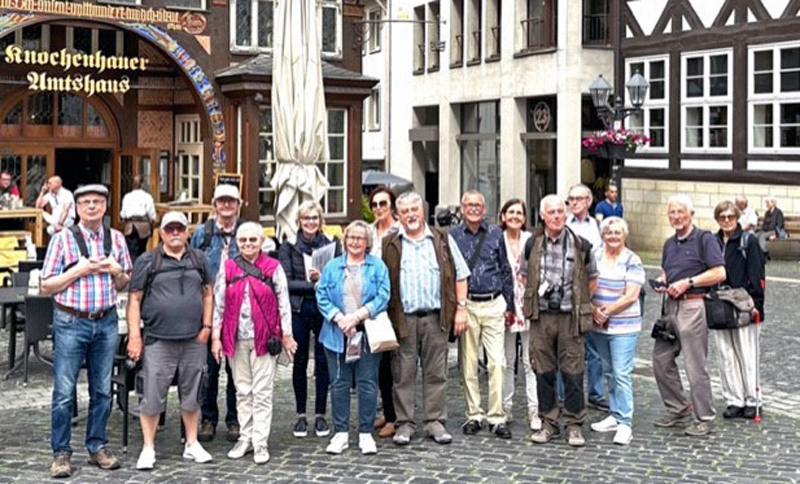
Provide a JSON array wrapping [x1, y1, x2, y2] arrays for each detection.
[[765, 195, 777, 204], [568, 183, 593, 201], [236, 221, 264, 239], [539, 194, 566, 216], [735, 194, 748, 206], [667, 194, 694, 213], [599, 216, 629, 238], [396, 191, 423, 208]]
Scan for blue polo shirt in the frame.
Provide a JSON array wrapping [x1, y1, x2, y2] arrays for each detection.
[[595, 199, 623, 220], [662, 226, 724, 290]]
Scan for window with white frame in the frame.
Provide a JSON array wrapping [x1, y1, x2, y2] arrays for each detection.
[[258, 107, 276, 220], [749, 43, 800, 151], [369, 87, 380, 130], [176, 115, 203, 201], [319, 109, 347, 215], [681, 50, 732, 151], [625, 56, 668, 151], [231, 0, 341, 57], [366, 8, 382, 53]]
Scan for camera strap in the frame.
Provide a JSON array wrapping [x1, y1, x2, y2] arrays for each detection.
[[539, 230, 569, 290], [467, 229, 488, 272]]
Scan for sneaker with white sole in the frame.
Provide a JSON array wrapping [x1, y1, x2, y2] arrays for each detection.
[[590, 415, 619, 433], [182, 442, 213, 463], [613, 424, 633, 445], [528, 408, 542, 431], [359, 433, 377, 455], [326, 432, 349, 454], [253, 446, 270, 464], [136, 447, 156, 470], [227, 440, 253, 459]]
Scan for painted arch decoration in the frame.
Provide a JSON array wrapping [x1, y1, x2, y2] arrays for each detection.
[[0, 12, 227, 169]]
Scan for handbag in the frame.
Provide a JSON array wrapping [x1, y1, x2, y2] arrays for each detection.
[[704, 286, 755, 330], [364, 311, 399, 353]]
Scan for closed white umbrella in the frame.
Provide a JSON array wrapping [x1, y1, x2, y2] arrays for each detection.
[[271, 0, 330, 240]]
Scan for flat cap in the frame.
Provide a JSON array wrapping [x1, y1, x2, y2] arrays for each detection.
[[73, 184, 109, 199]]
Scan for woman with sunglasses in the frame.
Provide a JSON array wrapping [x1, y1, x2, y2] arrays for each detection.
[[211, 222, 297, 464], [713, 201, 765, 420], [367, 187, 400, 437], [316, 220, 390, 455], [278, 201, 341, 439]]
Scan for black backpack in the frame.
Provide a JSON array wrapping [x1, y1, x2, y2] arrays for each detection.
[[63, 225, 112, 271], [226, 255, 276, 295], [199, 218, 243, 252], [142, 245, 206, 303]]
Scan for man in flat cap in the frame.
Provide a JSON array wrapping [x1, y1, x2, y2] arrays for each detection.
[[41, 184, 132, 478]]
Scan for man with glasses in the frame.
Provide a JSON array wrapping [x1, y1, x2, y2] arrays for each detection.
[[36, 176, 75, 236], [191, 184, 244, 443], [450, 190, 514, 439], [382, 191, 470, 446], [127, 211, 214, 469], [41, 184, 131, 478], [566, 184, 606, 412]]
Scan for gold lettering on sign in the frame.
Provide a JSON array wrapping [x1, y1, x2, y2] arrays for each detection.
[[4, 45, 150, 73], [26, 72, 131, 96]]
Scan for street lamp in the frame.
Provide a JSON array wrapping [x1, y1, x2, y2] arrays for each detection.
[[588, 71, 650, 192]]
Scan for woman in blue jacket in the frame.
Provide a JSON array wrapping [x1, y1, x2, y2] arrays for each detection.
[[316, 220, 390, 456]]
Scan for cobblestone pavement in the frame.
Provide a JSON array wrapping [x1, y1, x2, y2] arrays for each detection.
[[0, 263, 799, 483]]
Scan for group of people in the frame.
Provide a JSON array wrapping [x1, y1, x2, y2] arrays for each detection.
[[39, 176, 767, 479]]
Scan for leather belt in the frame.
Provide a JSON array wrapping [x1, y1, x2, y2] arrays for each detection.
[[55, 302, 116, 321], [124, 216, 150, 222], [468, 291, 502, 302], [676, 293, 705, 300], [407, 309, 439, 318]]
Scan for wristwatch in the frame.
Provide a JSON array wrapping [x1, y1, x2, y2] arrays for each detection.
[[688, 278, 695, 289], [457, 300, 467, 308]]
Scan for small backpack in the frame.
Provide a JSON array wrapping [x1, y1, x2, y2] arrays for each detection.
[[142, 245, 205, 304], [199, 219, 243, 252]]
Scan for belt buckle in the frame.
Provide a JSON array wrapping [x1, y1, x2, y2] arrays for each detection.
[[87, 310, 102, 320]]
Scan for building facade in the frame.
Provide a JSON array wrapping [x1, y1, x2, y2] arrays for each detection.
[[0, 0, 375, 231], [363, 0, 615, 224], [621, 0, 800, 249]]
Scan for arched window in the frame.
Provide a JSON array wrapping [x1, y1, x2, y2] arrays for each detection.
[[0, 91, 112, 140]]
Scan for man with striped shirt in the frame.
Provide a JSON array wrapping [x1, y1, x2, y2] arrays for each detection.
[[42, 184, 132, 478], [382, 191, 470, 446]]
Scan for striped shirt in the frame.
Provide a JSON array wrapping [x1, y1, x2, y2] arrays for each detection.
[[399, 225, 470, 313], [591, 247, 645, 334], [42, 223, 132, 312]]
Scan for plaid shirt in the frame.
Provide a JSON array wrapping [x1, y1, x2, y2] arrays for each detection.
[[42, 223, 132, 312]]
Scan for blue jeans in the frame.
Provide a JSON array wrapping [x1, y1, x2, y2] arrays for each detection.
[[325, 339, 380, 434], [51, 308, 119, 454], [585, 332, 605, 403], [592, 332, 639, 426]]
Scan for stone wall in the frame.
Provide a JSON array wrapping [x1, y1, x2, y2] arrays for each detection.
[[622, 177, 800, 251]]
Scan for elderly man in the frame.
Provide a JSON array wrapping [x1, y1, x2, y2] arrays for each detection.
[[382, 191, 470, 446], [36, 176, 75, 235], [523, 194, 597, 447], [191, 184, 244, 443], [127, 211, 214, 470], [594, 184, 623, 222], [450, 190, 514, 439], [653, 195, 725, 436], [120, 176, 157, 261], [566, 184, 605, 411], [41, 184, 131, 478], [735, 195, 758, 233]]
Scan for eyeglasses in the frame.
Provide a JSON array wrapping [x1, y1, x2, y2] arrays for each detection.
[[346, 236, 366, 243], [237, 236, 260, 244], [567, 196, 589, 202], [371, 200, 389, 209], [463, 203, 484, 209], [77, 199, 106, 207], [718, 214, 738, 221], [301, 215, 320, 222], [215, 198, 239, 206], [162, 225, 186, 234]]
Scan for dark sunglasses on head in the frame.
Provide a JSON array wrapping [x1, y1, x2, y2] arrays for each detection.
[[371, 200, 389, 209]]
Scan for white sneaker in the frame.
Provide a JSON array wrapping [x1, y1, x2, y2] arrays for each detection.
[[613, 424, 633, 445], [359, 433, 377, 455], [182, 442, 213, 463], [253, 446, 270, 464], [227, 440, 253, 459], [136, 447, 155, 470], [528, 408, 542, 431], [326, 432, 349, 454], [591, 415, 619, 433]]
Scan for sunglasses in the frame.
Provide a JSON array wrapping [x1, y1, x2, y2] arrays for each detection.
[[162, 225, 186, 234], [237, 236, 260, 244], [371, 200, 389, 209], [717, 214, 738, 221]]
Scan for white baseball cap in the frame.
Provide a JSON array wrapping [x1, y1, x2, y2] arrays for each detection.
[[160, 211, 188, 230], [213, 184, 241, 202]]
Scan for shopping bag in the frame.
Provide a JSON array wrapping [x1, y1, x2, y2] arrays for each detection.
[[364, 311, 399, 353]]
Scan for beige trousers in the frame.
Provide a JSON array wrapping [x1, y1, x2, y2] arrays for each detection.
[[712, 325, 758, 407], [459, 296, 507, 425], [230, 339, 277, 448]]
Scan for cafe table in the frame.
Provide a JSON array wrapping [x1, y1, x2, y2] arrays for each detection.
[[0, 208, 43, 246]]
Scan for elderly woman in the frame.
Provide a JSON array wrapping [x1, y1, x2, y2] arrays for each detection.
[[316, 220, 390, 455], [368, 186, 400, 438], [588, 217, 644, 446], [278, 201, 340, 438], [714, 201, 765, 420], [211, 222, 297, 464], [498, 198, 540, 431], [756, 195, 786, 252]]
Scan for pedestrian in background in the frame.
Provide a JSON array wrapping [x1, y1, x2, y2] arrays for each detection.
[[713, 201, 765, 420], [594, 184, 623, 222], [316, 220, 390, 455], [498, 199, 540, 432], [211, 222, 296, 465], [279, 200, 340, 438], [588, 217, 644, 446], [120, 176, 156, 262]]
